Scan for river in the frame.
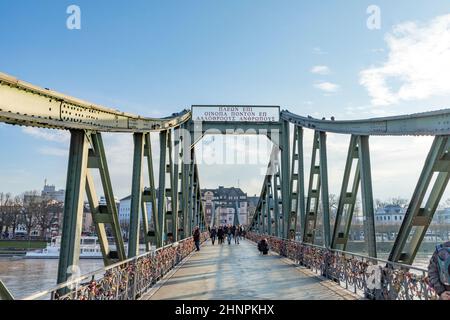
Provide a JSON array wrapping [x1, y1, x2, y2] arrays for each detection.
[[0, 258, 105, 299]]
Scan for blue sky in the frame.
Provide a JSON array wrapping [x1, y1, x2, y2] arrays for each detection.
[[1, 1, 450, 202]]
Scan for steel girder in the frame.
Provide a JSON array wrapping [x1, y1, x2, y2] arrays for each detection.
[[303, 131, 331, 247], [389, 135, 450, 264], [143, 133, 159, 248], [0, 72, 190, 132], [331, 135, 377, 257], [58, 130, 126, 287], [86, 132, 126, 262], [288, 126, 305, 240], [128, 133, 145, 257], [0, 279, 14, 300], [128, 132, 160, 255]]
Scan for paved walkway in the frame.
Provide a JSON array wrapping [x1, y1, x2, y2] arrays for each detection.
[[144, 238, 358, 300]]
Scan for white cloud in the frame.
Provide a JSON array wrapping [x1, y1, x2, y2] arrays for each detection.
[[22, 127, 70, 143], [314, 81, 340, 93], [313, 47, 327, 55], [311, 65, 330, 75], [360, 14, 450, 106]]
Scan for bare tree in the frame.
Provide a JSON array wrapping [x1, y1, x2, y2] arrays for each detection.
[[22, 191, 40, 239], [36, 201, 62, 239], [0, 192, 12, 236]]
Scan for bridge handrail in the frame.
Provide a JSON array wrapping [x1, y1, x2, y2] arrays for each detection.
[[22, 233, 208, 300], [0, 72, 191, 132], [281, 109, 450, 136], [246, 232, 439, 300]]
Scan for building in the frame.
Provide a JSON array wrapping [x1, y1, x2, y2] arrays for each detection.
[[41, 183, 65, 202], [246, 196, 259, 225], [434, 208, 450, 224], [201, 186, 249, 227], [119, 191, 155, 226], [375, 204, 406, 225]]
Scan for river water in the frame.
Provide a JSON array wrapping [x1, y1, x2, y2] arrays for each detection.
[[0, 254, 433, 299], [0, 258, 105, 299]]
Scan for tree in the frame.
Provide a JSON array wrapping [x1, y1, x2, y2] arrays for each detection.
[[22, 191, 39, 239], [0, 192, 12, 236], [36, 201, 62, 239]]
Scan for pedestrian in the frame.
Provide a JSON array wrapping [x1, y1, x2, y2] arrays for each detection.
[[258, 238, 269, 255], [428, 241, 450, 300], [210, 226, 217, 245], [227, 224, 233, 245], [193, 226, 201, 252], [234, 225, 240, 244], [217, 226, 224, 245]]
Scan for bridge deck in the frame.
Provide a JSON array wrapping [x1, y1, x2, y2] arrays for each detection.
[[143, 238, 358, 300]]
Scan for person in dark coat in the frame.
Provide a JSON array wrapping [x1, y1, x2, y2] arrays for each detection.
[[226, 224, 233, 245], [210, 226, 217, 245], [258, 238, 269, 255], [428, 241, 450, 300], [193, 226, 201, 251], [217, 226, 224, 245]]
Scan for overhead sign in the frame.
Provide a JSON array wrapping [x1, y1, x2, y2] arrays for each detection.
[[191, 106, 280, 122]]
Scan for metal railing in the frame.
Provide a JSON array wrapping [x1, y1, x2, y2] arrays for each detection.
[[23, 233, 209, 300], [246, 232, 439, 300]]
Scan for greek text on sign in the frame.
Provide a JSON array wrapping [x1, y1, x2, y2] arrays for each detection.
[[192, 106, 280, 122]]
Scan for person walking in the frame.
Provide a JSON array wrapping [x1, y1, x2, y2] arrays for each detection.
[[217, 226, 224, 245], [193, 226, 201, 252], [227, 224, 233, 245], [234, 224, 241, 244], [210, 226, 217, 245], [428, 241, 450, 300]]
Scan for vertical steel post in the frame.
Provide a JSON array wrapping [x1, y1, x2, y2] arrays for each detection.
[[173, 127, 181, 240], [281, 120, 291, 238], [319, 131, 331, 248], [331, 135, 360, 251], [91, 133, 126, 260], [389, 136, 450, 264], [128, 133, 144, 258], [144, 133, 160, 247], [266, 178, 272, 235], [158, 130, 168, 246], [304, 131, 321, 243], [57, 130, 89, 285], [358, 136, 377, 258]]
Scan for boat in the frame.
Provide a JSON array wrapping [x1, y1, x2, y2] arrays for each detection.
[[25, 236, 107, 259]]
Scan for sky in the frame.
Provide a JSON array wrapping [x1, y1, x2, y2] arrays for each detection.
[[1, 0, 450, 202]]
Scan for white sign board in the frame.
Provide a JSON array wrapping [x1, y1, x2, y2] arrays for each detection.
[[192, 106, 280, 122]]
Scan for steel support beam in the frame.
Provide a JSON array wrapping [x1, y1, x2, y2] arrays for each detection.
[[281, 120, 291, 238], [319, 132, 331, 248], [332, 135, 360, 251], [128, 133, 144, 258], [303, 131, 321, 243], [88, 132, 127, 262], [358, 136, 377, 257], [142, 133, 158, 248], [389, 135, 450, 264], [288, 126, 305, 240], [158, 130, 168, 245], [173, 127, 181, 240], [57, 130, 89, 286]]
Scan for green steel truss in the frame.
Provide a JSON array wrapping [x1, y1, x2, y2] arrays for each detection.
[[58, 130, 126, 286], [288, 126, 305, 240], [303, 131, 330, 247], [331, 135, 377, 257], [389, 135, 450, 264]]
